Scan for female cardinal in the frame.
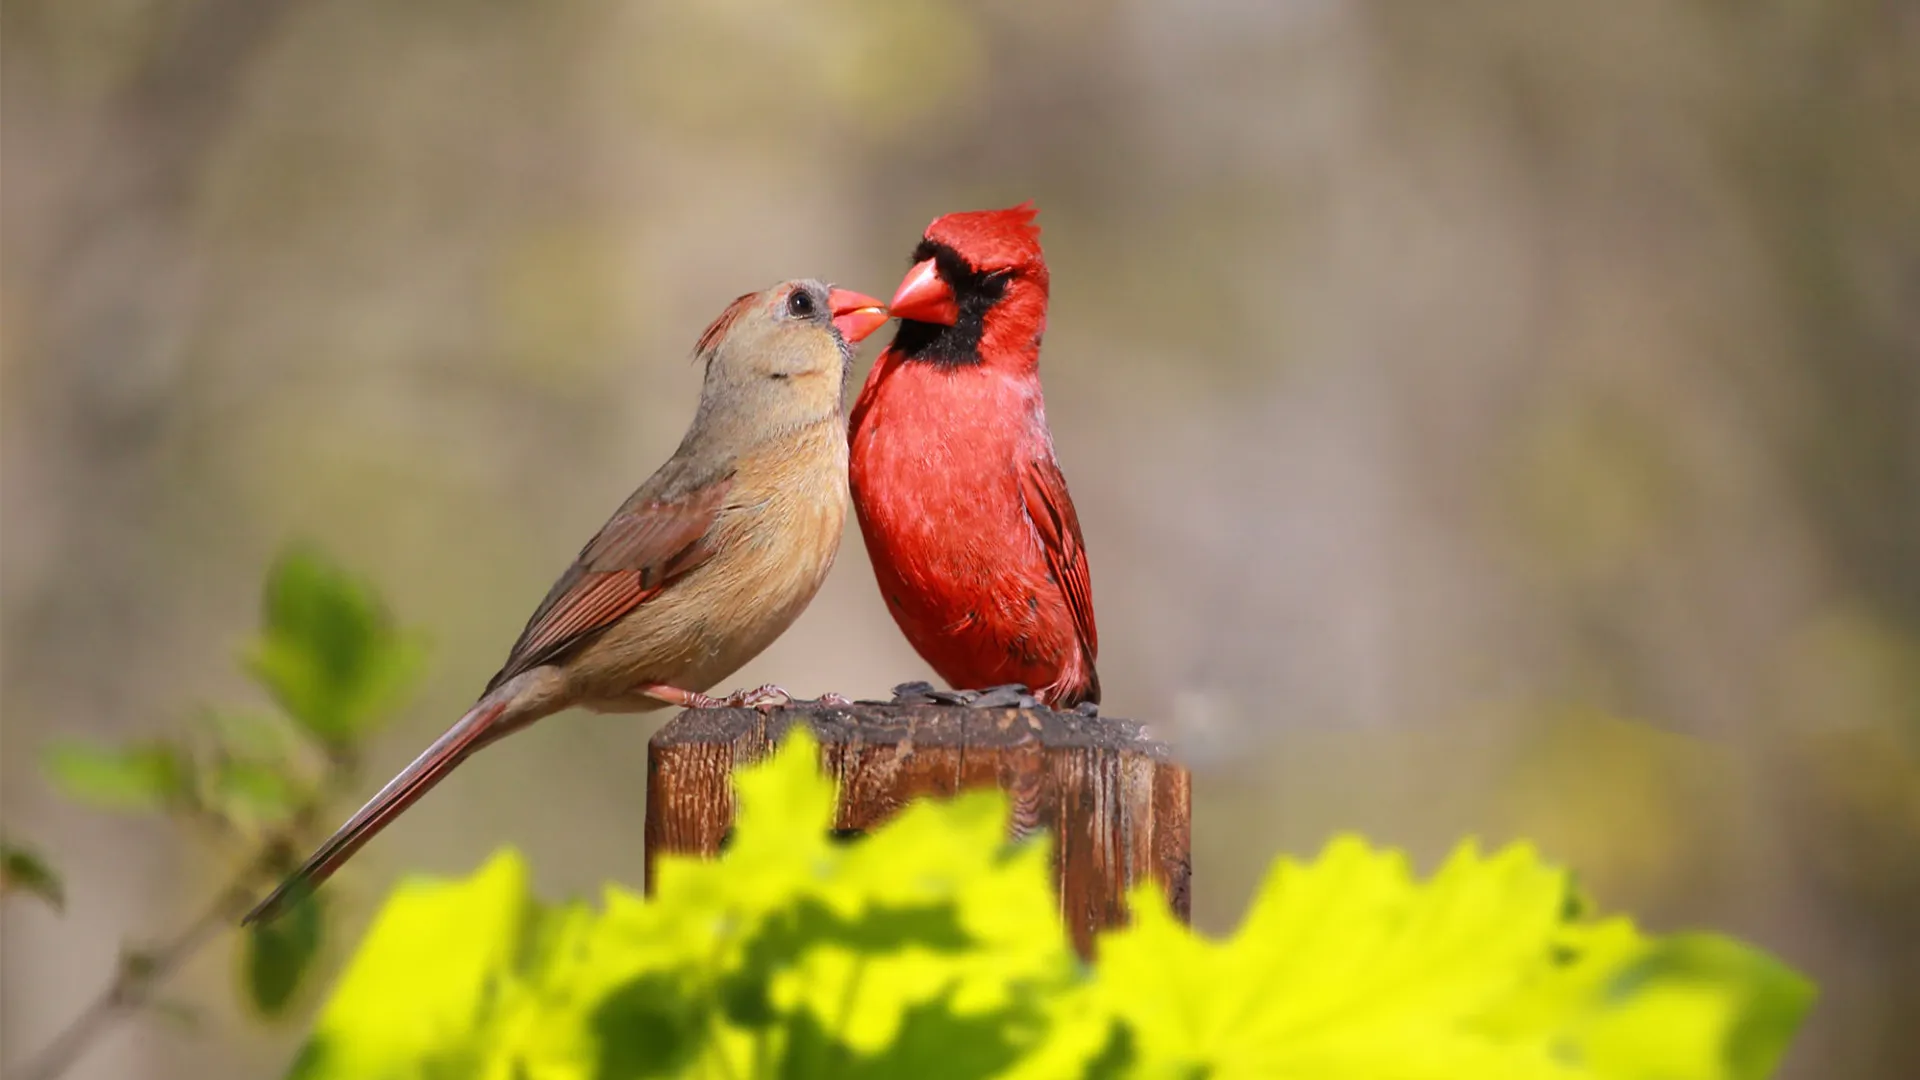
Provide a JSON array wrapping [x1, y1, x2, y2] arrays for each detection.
[[849, 205, 1099, 709], [245, 280, 888, 924]]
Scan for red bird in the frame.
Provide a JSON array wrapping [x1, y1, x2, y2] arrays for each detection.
[[849, 205, 1099, 708]]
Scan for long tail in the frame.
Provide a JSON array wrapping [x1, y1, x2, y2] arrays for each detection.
[[242, 690, 523, 926]]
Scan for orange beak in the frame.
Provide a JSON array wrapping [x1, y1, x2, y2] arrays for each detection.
[[828, 288, 889, 344], [888, 258, 958, 326]]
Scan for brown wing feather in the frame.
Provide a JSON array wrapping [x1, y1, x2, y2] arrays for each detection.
[[484, 473, 735, 691], [1020, 454, 1099, 666]]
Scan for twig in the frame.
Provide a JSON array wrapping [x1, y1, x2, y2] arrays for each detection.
[[6, 790, 341, 1080]]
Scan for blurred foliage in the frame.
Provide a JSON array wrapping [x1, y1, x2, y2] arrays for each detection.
[[12, 548, 422, 1080], [287, 730, 1811, 1080], [36, 546, 424, 851], [4, 1, 1915, 1077], [40, 742, 194, 814], [245, 892, 328, 1022], [634, 0, 981, 140], [1, 840, 66, 913], [246, 547, 426, 750]]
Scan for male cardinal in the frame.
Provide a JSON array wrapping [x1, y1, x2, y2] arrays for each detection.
[[849, 205, 1099, 709], [244, 279, 888, 924]]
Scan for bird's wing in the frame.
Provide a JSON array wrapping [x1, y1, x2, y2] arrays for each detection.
[[485, 472, 736, 691], [1020, 453, 1099, 663]]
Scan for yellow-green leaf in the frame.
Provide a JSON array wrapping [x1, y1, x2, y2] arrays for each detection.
[[1096, 836, 1809, 1080], [286, 850, 536, 1080], [42, 740, 191, 811], [285, 735, 1813, 1080]]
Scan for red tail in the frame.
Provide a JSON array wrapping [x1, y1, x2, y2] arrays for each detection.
[[242, 695, 517, 926]]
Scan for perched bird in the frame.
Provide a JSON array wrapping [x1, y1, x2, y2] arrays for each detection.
[[849, 205, 1099, 709], [244, 280, 888, 924]]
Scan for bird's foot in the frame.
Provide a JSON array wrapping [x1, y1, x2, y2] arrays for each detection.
[[889, 680, 937, 703], [970, 684, 1039, 709], [641, 682, 795, 712], [808, 692, 854, 707], [883, 681, 1040, 709], [720, 684, 793, 712]]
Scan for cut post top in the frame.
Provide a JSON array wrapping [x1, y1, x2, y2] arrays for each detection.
[[644, 698, 1192, 958]]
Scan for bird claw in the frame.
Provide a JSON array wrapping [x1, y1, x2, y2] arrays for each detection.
[[967, 686, 1028, 709], [888, 681, 1041, 709], [810, 692, 854, 707], [720, 684, 793, 712], [890, 681, 937, 703]]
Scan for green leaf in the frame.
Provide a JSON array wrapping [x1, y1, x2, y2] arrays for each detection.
[[42, 740, 191, 811], [1572, 933, 1816, 1080], [245, 547, 423, 746], [646, 730, 1074, 1064], [589, 973, 702, 1080], [245, 891, 327, 1020], [1097, 837, 1811, 1080], [211, 757, 302, 824], [286, 733, 1814, 1080], [0, 840, 65, 912], [198, 707, 304, 760], [286, 849, 538, 1080]]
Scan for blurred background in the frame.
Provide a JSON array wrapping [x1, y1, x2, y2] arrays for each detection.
[[3, 0, 1916, 1076]]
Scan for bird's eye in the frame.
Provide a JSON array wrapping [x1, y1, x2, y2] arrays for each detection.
[[786, 290, 816, 318]]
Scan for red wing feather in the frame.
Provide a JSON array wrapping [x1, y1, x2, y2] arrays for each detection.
[[1019, 455, 1099, 662], [485, 475, 734, 690]]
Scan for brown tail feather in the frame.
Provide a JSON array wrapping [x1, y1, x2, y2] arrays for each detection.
[[242, 695, 516, 926]]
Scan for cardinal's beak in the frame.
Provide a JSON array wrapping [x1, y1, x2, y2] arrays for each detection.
[[887, 258, 958, 326], [828, 288, 889, 344]]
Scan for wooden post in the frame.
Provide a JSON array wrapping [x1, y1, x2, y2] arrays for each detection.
[[645, 696, 1191, 958]]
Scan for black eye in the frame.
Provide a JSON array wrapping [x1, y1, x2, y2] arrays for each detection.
[[786, 290, 816, 318]]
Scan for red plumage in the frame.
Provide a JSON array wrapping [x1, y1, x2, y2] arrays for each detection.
[[849, 205, 1100, 708]]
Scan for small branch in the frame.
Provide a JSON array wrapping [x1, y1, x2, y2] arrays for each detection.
[[6, 790, 341, 1080]]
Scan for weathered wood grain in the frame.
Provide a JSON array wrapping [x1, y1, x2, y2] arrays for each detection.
[[644, 701, 1191, 957]]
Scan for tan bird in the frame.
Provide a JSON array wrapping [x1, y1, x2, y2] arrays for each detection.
[[243, 279, 889, 925]]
